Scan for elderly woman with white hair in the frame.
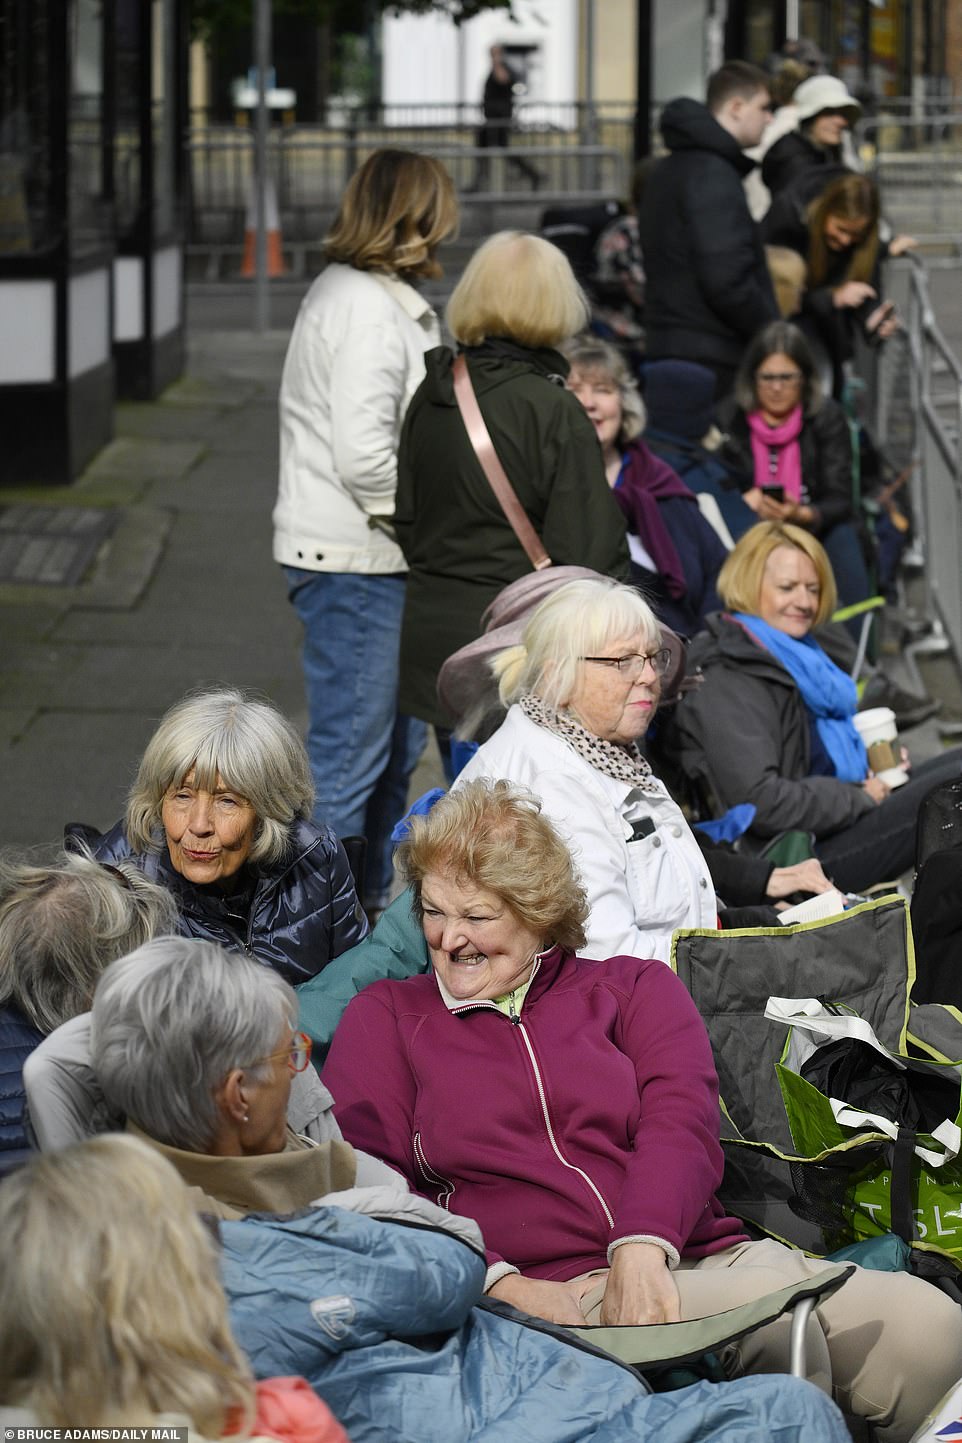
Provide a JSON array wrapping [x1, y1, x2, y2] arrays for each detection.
[[454, 576, 831, 962], [0, 1135, 349, 1439], [0, 848, 177, 1170], [94, 687, 367, 985]]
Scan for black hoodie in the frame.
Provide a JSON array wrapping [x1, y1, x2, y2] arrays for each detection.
[[639, 99, 778, 369]]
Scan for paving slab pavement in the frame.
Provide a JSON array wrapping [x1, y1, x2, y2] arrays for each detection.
[[0, 327, 445, 851]]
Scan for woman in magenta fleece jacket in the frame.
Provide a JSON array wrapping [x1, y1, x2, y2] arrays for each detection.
[[323, 781, 962, 1442]]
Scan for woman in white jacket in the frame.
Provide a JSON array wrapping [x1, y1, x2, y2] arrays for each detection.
[[274, 149, 457, 913], [455, 577, 830, 963]]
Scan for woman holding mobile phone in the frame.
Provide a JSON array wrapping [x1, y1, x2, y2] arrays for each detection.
[[762, 171, 914, 398], [716, 321, 870, 606]]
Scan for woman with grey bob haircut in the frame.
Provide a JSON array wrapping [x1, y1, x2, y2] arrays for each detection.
[[94, 687, 368, 986], [92, 936, 297, 1153], [89, 936, 358, 1217], [0, 848, 177, 1168]]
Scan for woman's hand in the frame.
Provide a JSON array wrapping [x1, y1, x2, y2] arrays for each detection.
[[900, 745, 912, 774], [599, 1243, 681, 1326], [863, 776, 890, 804], [487, 1272, 594, 1325], [833, 280, 877, 310], [866, 300, 899, 340], [766, 858, 835, 900], [743, 488, 796, 523], [888, 234, 918, 258]]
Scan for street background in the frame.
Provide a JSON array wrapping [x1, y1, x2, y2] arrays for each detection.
[[0, 267, 959, 852]]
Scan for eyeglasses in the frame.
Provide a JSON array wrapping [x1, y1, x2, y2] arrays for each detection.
[[756, 371, 803, 387], [582, 648, 672, 679], [247, 1030, 313, 1074]]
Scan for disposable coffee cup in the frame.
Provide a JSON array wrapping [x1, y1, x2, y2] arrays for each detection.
[[853, 706, 908, 789]]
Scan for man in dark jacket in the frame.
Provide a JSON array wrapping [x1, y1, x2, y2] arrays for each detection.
[[640, 61, 779, 401]]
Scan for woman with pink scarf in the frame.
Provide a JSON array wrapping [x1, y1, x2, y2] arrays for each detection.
[[716, 320, 870, 607]]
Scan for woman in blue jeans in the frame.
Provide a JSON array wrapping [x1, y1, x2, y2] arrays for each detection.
[[273, 150, 458, 911]]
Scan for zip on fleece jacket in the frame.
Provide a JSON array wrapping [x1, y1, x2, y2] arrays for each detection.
[[433, 996, 615, 1230]]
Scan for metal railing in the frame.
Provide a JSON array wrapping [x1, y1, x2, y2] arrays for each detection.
[[859, 114, 962, 238], [184, 123, 627, 276], [855, 256, 962, 672]]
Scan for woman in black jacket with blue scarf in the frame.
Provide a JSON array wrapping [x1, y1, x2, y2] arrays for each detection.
[[668, 523, 962, 892]]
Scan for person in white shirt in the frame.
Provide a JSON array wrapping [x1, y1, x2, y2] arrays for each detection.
[[273, 150, 458, 913]]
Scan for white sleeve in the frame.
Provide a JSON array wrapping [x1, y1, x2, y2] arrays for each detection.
[[532, 770, 674, 965], [329, 317, 415, 516]]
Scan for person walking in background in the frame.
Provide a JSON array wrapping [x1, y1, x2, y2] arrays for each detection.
[[468, 45, 543, 192], [640, 61, 779, 402], [273, 149, 458, 916]]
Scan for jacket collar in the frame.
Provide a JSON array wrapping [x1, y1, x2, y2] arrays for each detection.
[[434, 944, 567, 1016], [368, 270, 436, 324], [130, 1123, 357, 1219]]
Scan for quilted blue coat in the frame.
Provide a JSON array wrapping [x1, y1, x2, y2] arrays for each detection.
[[219, 1205, 849, 1443], [94, 818, 367, 986]]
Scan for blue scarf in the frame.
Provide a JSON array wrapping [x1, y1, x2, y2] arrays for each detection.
[[732, 614, 868, 783]]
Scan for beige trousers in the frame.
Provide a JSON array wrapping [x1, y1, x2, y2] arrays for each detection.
[[577, 1239, 962, 1443]]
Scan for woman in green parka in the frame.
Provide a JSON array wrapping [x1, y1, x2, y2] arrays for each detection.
[[394, 231, 629, 745]]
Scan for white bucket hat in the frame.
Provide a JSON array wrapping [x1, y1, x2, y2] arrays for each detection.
[[794, 75, 862, 125]]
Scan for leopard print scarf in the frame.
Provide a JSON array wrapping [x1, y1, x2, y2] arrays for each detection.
[[519, 693, 661, 793]]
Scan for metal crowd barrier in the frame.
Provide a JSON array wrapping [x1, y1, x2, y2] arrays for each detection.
[[859, 114, 962, 238], [854, 256, 962, 674], [185, 124, 627, 276]]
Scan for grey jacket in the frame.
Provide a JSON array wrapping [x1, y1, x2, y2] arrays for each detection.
[[668, 613, 876, 840]]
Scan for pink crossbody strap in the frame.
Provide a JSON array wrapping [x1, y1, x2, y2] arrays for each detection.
[[452, 354, 553, 572]]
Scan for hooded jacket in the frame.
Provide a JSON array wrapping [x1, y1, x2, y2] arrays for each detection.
[[667, 612, 876, 840], [94, 818, 368, 986], [394, 338, 629, 726], [639, 100, 778, 369]]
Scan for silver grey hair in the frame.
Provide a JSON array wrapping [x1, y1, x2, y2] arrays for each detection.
[[91, 936, 297, 1153], [493, 577, 662, 713], [0, 848, 179, 1034], [125, 688, 314, 867], [561, 334, 646, 445]]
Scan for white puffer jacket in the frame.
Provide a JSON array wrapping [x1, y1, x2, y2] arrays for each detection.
[[273, 263, 440, 575], [456, 706, 717, 963]]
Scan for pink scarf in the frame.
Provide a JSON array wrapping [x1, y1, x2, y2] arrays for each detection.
[[746, 406, 803, 502]]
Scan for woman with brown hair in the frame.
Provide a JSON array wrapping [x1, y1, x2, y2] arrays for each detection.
[[762, 171, 913, 395], [273, 148, 458, 914]]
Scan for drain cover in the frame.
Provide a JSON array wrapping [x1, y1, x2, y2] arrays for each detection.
[[0, 505, 118, 586]]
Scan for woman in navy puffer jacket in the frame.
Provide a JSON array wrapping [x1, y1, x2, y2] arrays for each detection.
[[95, 688, 368, 987]]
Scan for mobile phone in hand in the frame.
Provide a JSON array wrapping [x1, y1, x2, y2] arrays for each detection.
[[765, 485, 785, 503]]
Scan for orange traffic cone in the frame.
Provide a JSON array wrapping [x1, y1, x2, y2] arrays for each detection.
[[241, 176, 286, 278]]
